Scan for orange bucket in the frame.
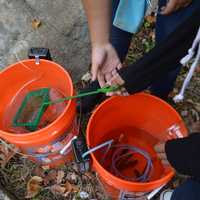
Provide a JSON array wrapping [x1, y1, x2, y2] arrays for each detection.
[[0, 59, 78, 167], [87, 93, 188, 199]]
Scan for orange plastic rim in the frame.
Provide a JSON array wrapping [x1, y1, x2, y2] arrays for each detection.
[[0, 59, 76, 148], [87, 93, 188, 192]]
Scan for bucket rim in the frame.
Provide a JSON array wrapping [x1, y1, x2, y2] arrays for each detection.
[[0, 59, 75, 138], [86, 93, 184, 191]]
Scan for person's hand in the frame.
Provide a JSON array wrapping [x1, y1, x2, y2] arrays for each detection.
[[107, 69, 129, 96], [154, 142, 171, 166], [161, 0, 192, 15], [91, 43, 122, 87]]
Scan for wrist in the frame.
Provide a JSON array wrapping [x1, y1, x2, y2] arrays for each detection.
[[91, 40, 111, 48], [91, 42, 112, 50]]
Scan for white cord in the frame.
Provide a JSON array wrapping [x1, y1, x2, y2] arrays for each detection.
[[174, 27, 200, 103], [180, 27, 200, 66]]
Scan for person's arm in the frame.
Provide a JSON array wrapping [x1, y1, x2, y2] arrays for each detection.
[[165, 133, 200, 179], [82, 0, 122, 86], [81, 0, 111, 46], [117, 7, 200, 94]]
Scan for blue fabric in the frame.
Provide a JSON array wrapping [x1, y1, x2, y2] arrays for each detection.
[[171, 179, 200, 200], [111, 0, 133, 62], [111, 0, 200, 99], [113, 0, 147, 33]]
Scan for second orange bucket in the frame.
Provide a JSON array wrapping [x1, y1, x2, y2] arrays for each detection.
[[87, 93, 188, 199], [0, 59, 78, 167]]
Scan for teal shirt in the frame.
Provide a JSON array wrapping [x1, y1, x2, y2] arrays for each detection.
[[113, 0, 149, 33]]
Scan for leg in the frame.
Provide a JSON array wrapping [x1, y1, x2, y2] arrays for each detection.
[[150, 0, 200, 99], [110, 0, 133, 62], [155, 0, 200, 44], [171, 179, 200, 200]]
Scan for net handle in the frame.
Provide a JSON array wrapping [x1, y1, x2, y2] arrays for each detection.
[[44, 85, 121, 105]]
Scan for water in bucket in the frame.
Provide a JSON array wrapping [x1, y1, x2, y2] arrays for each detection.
[[2, 88, 67, 134], [94, 126, 165, 183]]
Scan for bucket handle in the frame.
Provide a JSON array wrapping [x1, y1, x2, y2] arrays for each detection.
[[60, 136, 77, 155], [147, 183, 166, 200], [0, 135, 77, 159]]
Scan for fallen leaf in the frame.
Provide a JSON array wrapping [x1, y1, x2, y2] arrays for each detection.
[[56, 170, 65, 184], [41, 165, 50, 171], [0, 143, 18, 168], [70, 184, 79, 192], [33, 166, 46, 178], [81, 72, 91, 82], [190, 121, 200, 133], [84, 172, 94, 179], [145, 15, 156, 24], [44, 170, 57, 186], [32, 19, 41, 29], [68, 172, 78, 183], [63, 181, 73, 193], [49, 181, 79, 197], [65, 181, 79, 193], [25, 176, 43, 199], [50, 184, 66, 195], [149, 31, 155, 40]]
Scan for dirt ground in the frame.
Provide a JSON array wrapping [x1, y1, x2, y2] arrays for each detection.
[[1, 15, 200, 200]]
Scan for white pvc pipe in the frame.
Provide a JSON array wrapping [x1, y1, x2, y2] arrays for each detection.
[[147, 184, 166, 200], [174, 26, 200, 103], [60, 136, 77, 155]]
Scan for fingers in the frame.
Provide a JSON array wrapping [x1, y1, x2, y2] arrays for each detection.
[[117, 62, 123, 70], [109, 69, 125, 86], [97, 72, 106, 88], [154, 143, 165, 153], [97, 69, 128, 97], [161, 0, 192, 15], [160, 0, 178, 15], [154, 142, 170, 165], [161, 159, 170, 165], [105, 72, 113, 85], [158, 153, 170, 165], [91, 62, 99, 81], [91, 45, 106, 81], [106, 70, 128, 97], [157, 152, 167, 160]]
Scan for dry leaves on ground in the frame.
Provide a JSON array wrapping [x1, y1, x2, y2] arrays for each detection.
[[26, 176, 43, 198], [0, 142, 18, 168], [50, 181, 79, 197], [32, 19, 42, 29], [56, 170, 65, 184], [145, 14, 156, 24]]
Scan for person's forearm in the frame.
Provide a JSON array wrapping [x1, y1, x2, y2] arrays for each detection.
[[81, 0, 111, 46], [165, 133, 200, 179], [118, 6, 200, 94]]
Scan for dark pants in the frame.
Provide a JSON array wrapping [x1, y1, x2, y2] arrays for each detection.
[[111, 0, 200, 98], [171, 179, 200, 200]]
